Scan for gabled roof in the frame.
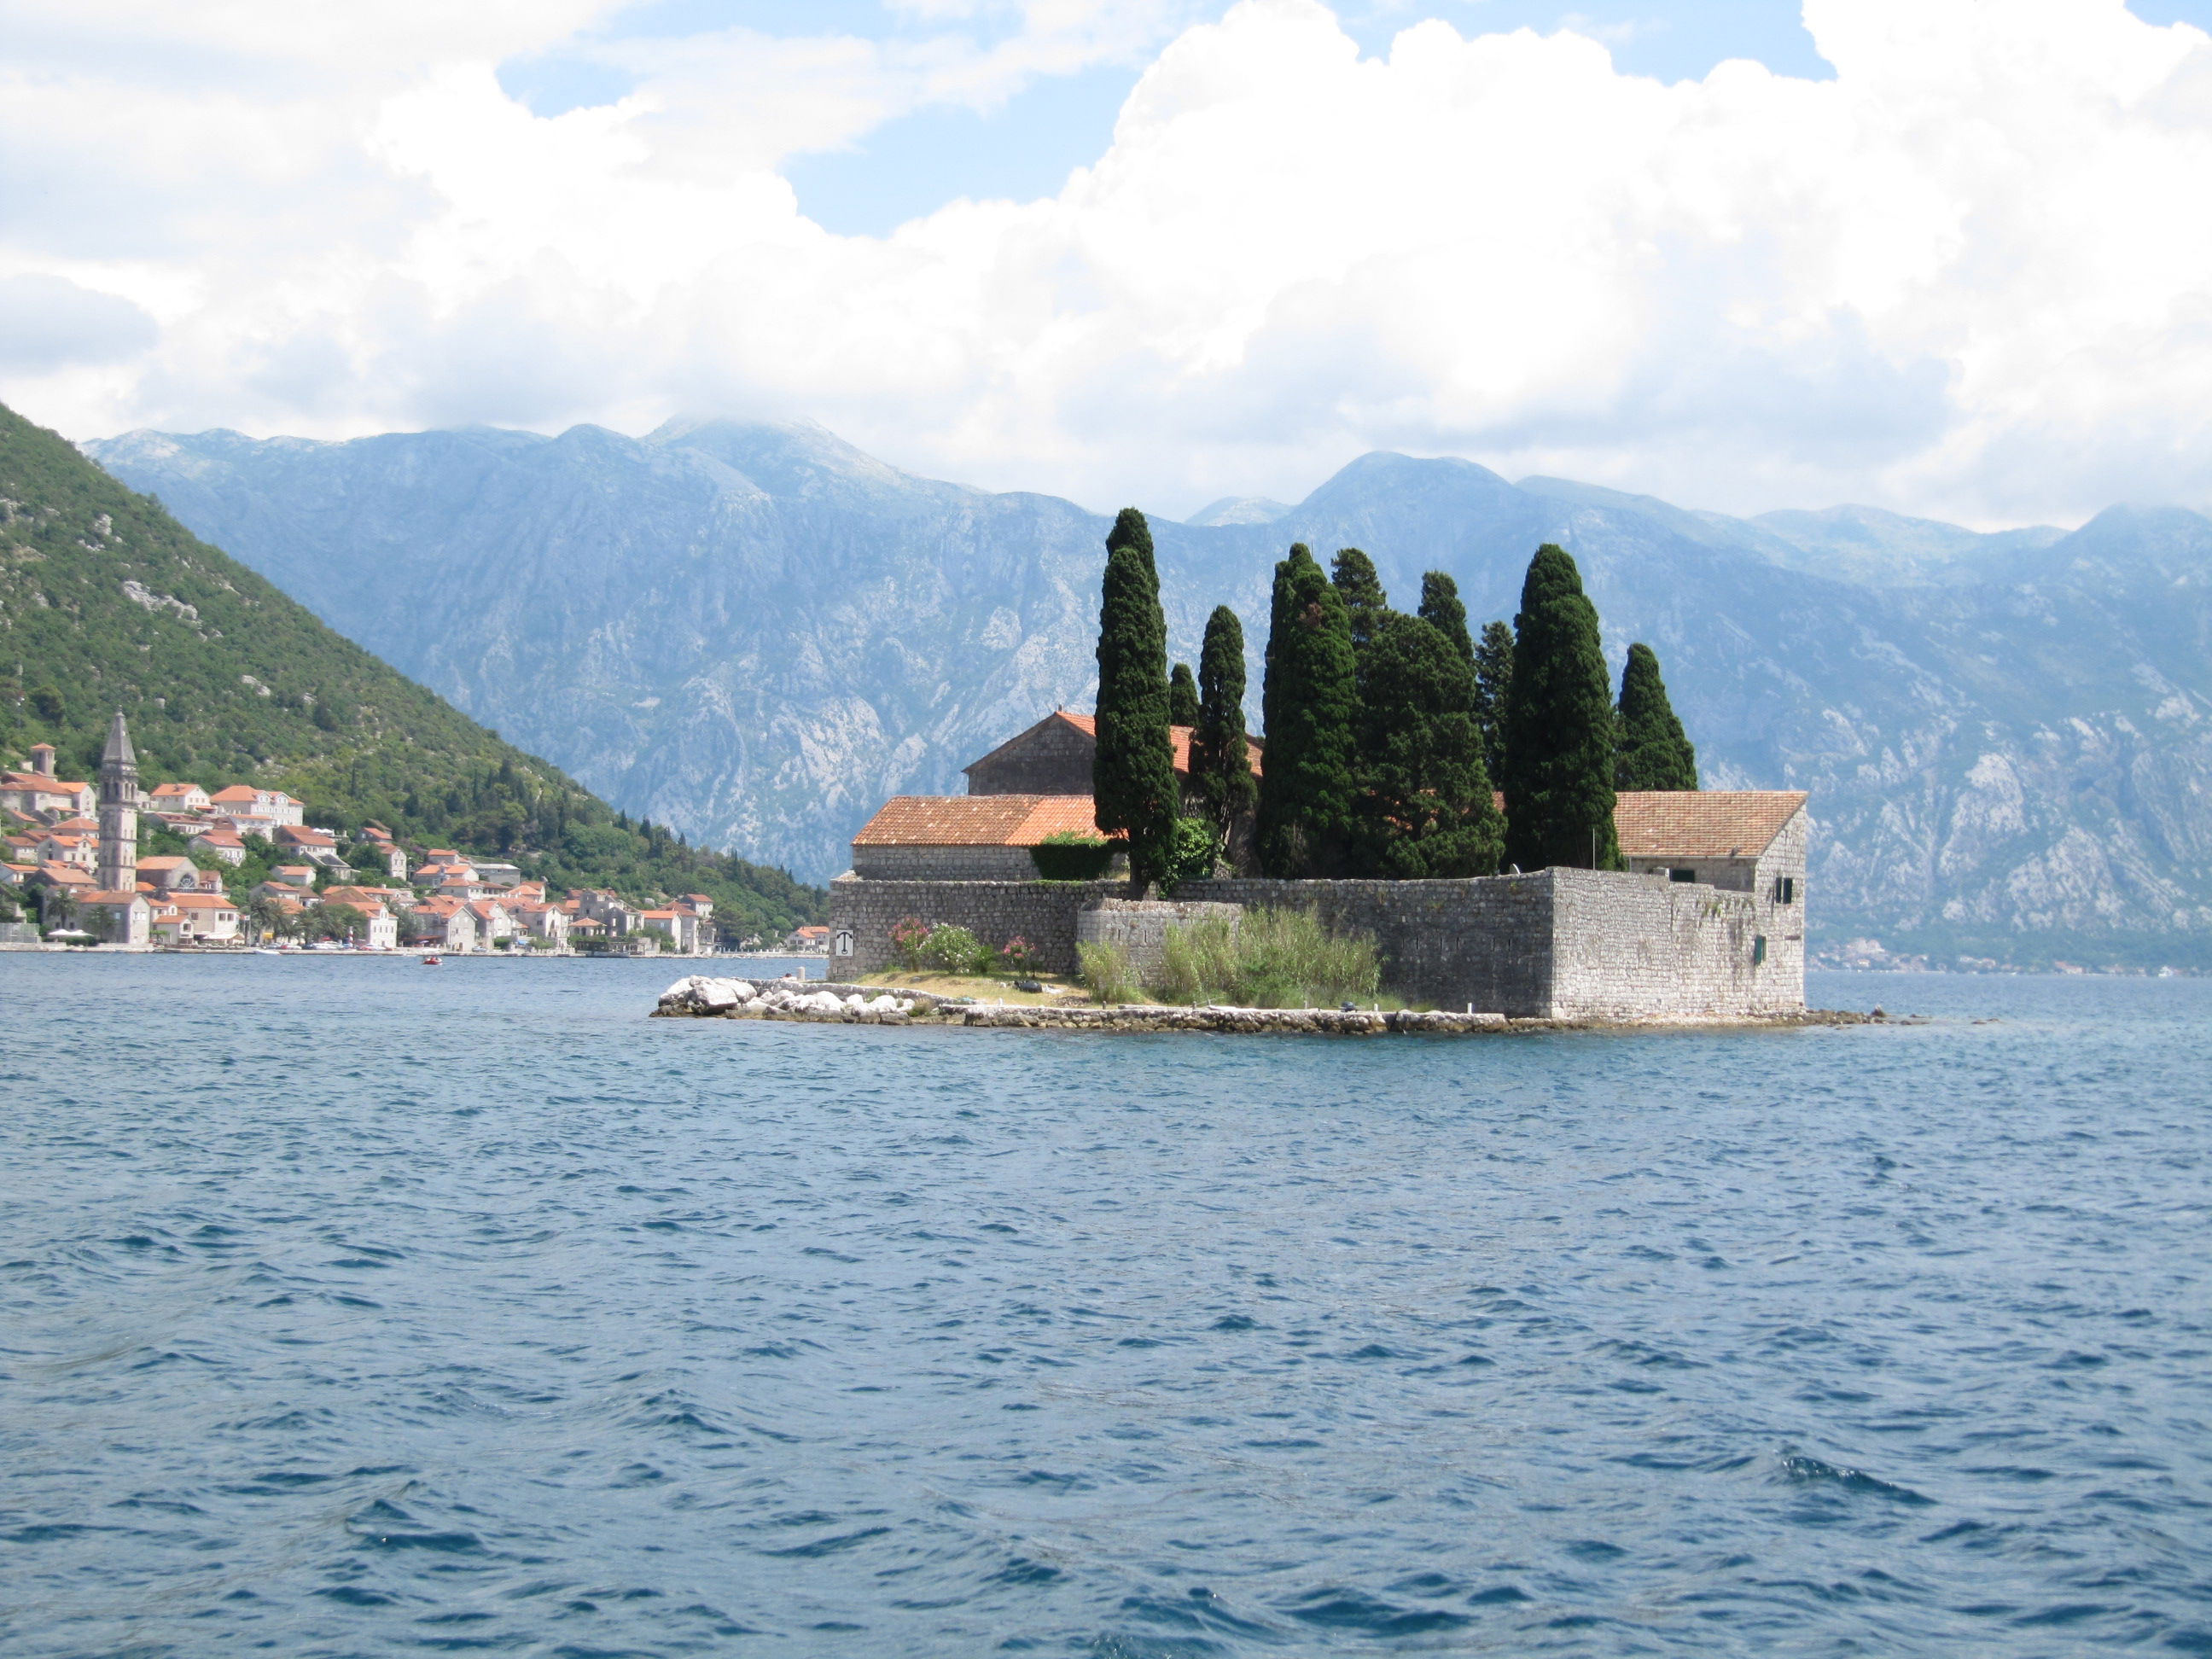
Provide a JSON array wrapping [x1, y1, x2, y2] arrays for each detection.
[[164, 892, 237, 911], [964, 710, 1264, 779], [149, 782, 204, 797], [1613, 791, 1807, 859], [80, 888, 144, 905], [852, 795, 1104, 847], [209, 785, 262, 803], [190, 827, 244, 844]]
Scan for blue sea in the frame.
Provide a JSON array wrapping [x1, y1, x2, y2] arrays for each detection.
[[3, 954, 2208, 1658]]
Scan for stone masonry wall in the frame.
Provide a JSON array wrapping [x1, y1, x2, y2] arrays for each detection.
[[1176, 876, 1555, 1015], [1075, 898, 1245, 982], [829, 876, 1114, 975], [1545, 868, 1799, 1020], [830, 868, 1806, 1018], [852, 845, 1045, 882]]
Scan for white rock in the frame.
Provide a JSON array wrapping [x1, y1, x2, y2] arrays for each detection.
[[661, 975, 703, 1004]]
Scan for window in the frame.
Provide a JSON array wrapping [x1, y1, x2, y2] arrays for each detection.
[[1669, 867, 1697, 883], [1772, 876, 1796, 905], [1752, 934, 1767, 966]]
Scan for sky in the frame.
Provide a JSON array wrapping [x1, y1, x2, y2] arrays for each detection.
[[4, 0, 2212, 526]]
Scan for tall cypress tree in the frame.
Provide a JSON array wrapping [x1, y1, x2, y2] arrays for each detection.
[[1092, 507, 1179, 888], [1331, 548, 1388, 655], [1168, 661, 1201, 729], [1190, 606, 1256, 851], [1614, 642, 1699, 791], [1350, 610, 1504, 878], [1257, 545, 1358, 877], [1471, 619, 1514, 783], [1499, 544, 1620, 872], [1417, 572, 1474, 668]]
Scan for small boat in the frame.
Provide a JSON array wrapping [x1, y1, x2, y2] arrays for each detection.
[[253, 947, 282, 956], [420, 954, 442, 966]]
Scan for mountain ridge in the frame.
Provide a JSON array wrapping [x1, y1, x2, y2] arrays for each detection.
[[88, 416, 2212, 965]]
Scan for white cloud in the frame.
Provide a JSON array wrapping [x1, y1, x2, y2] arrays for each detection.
[[2, 0, 2209, 526]]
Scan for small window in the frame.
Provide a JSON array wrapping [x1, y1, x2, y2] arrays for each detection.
[[1752, 934, 1767, 966], [1772, 876, 1797, 905], [1669, 867, 1697, 883]]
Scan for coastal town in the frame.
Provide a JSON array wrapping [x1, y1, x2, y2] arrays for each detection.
[[0, 716, 828, 955]]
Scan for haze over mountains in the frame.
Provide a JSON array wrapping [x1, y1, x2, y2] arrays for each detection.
[[89, 419, 2212, 963]]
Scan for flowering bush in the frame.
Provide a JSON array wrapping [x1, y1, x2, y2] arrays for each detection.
[[889, 915, 930, 970], [920, 924, 994, 975], [998, 935, 1040, 975]]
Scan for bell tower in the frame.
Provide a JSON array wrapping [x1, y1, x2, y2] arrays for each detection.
[[96, 711, 138, 894]]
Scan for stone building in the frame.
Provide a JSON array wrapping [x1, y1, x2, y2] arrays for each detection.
[[963, 710, 1262, 799], [96, 713, 138, 899], [850, 795, 1100, 880]]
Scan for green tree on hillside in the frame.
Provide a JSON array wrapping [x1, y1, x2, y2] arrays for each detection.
[[1614, 642, 1700, 791], [1091, 507, 1179, 888], [1190, 605, 1256, 853], [1501, 544, 1621, 872], [1471, 619, 1515, 784], [1168, 661, 1202, 729], [1257, 544, 1358, 878], [1350, 610, 1505, 878]]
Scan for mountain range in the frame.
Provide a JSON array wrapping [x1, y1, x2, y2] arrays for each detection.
[[87, 418, 2212, 965]]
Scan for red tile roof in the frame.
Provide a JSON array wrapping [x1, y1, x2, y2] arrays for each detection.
[[209, 785, 262, 803], [1613, 791, 1807, 859], [852, 795, 1106, 847]]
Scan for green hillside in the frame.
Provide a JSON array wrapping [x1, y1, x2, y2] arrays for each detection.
[[0, 404, 823, 937]]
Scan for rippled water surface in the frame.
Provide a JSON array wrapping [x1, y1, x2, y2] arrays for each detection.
[[4, 955, 2209, 1657]]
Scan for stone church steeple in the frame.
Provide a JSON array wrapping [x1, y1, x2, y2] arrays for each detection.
[[96, 711, 138, 894]]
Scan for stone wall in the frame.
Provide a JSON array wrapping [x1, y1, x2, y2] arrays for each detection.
[[1075, 898, 1244, 981], [1544, 868, 1798, 1020], [963, 720, 1094, 795], [851, 845, 1044, 882], [1177, 876, 1554, 1015], [829, 867, 1805, 1018], [829, 876, 1112, 975]]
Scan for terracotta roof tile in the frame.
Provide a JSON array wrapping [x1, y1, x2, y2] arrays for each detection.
[[852, 795, 1109, 847], [1613, 791, 1807, 859]]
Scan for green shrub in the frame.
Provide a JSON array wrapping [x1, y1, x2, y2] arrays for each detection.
[[890, 915, 930, 970], [1031, 830, 1115, 882], [1077, 940, 1141, 1004], [1152, 908, 1380, 1009], [920, 924, 993, 975], [1158, 816, 1219, 893]]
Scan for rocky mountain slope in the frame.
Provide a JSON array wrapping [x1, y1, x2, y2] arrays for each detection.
[[0, 404, 820, 936], [89, 419, 2212, 964]]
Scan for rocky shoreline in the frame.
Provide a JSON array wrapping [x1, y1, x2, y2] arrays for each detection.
[[651, 976, 1889, 1034]]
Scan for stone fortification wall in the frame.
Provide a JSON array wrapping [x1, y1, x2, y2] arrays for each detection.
[[1544, 868, 1799, 1020], [1176, 876, 1554, 1015], [1076, 898, 1244, 981], [829, 876, 1112, 975], [829, 868, 1804, 1019]]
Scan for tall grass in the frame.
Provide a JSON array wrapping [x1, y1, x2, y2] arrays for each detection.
[[1154, 908, 1380, 1009], [1077, 940, 1142, 1004]]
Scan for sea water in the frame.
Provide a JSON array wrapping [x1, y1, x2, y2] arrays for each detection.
[[3, 954, 2208, 1657]]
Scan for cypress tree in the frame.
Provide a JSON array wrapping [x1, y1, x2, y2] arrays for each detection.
[[1499, 544, 1620, 872], [1330, 547, 1388, 654], [1417, 572, 1474, 668], [1471, 619, 1514, 783], [1350, 610, 1504, 878], [1190, 606, 1256, 849], [1168, 661, 1201, 729], [1614, 642, 1699, 791], [1256, 544, 1358, 877], [1092, 507, 1179, 888]]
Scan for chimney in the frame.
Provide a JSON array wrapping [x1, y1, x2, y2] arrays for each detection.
[[29, 742, 55, 777]]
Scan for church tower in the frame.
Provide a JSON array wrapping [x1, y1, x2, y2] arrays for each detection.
[[96, 711, 138, 894]]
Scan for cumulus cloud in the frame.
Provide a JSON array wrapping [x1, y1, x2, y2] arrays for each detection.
[[1, 0, 2209, 525]]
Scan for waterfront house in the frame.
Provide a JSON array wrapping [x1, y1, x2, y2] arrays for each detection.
[[77, 888, 151, 946], [151, 891, 241, 944]]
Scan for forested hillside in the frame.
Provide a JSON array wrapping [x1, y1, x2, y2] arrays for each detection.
[[0, 405, 821, 937]]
